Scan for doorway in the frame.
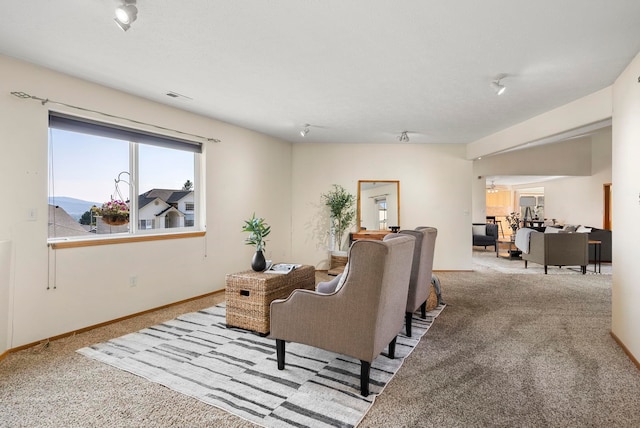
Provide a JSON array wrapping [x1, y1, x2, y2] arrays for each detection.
[[603, 183, 612, 230]]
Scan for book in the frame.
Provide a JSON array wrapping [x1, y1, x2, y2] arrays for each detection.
[[264, 263, 301, 274]]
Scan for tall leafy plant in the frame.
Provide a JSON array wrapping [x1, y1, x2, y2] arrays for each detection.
[[242, 213, 271, 252], [322, 184, 356, 252]]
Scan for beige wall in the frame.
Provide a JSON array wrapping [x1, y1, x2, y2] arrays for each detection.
[[0, 241, 11, 354], [468, 51, 640, 363], [611, 51, 640, 361], [291, 143, 473, 272], [0, 55, 295, 350], [467, 87, 612, 160], [0, 54, 474, 354], [482, 128, 612, 228], [472, 136, 603, 224], [2, 48, 637, 366], [534, 130, 612, 227]]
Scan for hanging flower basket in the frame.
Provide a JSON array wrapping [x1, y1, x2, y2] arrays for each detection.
[[93, 199, 130, 226], [102, 214, 129, 226]]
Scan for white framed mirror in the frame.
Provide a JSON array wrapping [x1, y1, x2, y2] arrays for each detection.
[[357, 180, 400, 231]]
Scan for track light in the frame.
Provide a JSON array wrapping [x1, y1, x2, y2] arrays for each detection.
[[300, 124, 310, 137], [490, 74, 507, 95], [114, 0, 138, 32], [398, 131, 409, 143]]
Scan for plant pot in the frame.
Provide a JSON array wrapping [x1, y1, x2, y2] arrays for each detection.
[[102, 214, 129, 226], [328, 250, 348, 276], [251, 250, 266, 272]]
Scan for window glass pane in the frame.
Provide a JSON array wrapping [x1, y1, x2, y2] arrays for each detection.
[[138, 144, 195, 230], [48, 128, 129, 239], [48, 114, 201, 242]]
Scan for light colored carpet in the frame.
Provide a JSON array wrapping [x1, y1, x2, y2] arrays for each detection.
[[472, 247, 612, 275], [2, 268, 639, 427], [76, 302, 443, 428]]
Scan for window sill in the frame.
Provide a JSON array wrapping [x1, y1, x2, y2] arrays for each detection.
[[48, 231, 206, 250]]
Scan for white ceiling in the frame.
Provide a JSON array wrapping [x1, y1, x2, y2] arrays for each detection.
[[2, 1, 640, 145]]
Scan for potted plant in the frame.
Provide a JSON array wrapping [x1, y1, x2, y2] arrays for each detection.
[[505, 211, 521, 240], [322, 184, 356, 253], [242, 213, 271, 271], [92, 199, 130, 226]]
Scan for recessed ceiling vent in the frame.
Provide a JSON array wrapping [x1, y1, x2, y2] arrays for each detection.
[[165, 91, 193, 100]]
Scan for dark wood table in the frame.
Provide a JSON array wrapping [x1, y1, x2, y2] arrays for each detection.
[[589, 240, 602, 273], [496, 238, 521, 259]]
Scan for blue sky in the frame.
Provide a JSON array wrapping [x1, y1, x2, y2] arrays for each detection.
[[49, 129, 194, 203]]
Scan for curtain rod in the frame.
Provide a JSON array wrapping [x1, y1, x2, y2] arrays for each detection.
[[10, 91, 221, 143]]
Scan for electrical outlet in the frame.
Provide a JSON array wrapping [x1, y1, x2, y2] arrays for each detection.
[[129, 276, 138, 287]]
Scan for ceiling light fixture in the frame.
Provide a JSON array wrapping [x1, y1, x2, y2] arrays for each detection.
[[486, 181, 499, 193], [490, 74, 507, 95], [300, 124, 310, 137], [398, 131, 410, 143], [114, 0, 138, 32]]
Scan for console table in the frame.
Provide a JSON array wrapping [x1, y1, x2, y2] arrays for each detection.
[[225, 265, 315, 334], [350, 230, 393, 244]]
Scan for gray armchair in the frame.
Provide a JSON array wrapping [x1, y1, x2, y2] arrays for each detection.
[[472, 223, 498, 250], [522, 231, 589, 274], [399, 227, 438, 337], [269, 234, 416, 397]]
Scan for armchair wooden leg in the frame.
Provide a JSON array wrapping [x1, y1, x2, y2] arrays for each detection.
[[388, 336, 397, 359], [544, 265, 548, 274], [524, 260, 528, 268], [276, 339, 285, 370], [405, 312, 412, 337], [360, 361, 371, 397], [420, 301, 427, 319]]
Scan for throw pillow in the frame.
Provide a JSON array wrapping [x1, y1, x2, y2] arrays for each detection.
[[472, 225, 485, 236], [335, 263, 349, 292], [545, 226, 561, 233], [562, 224, 577, 232], [576, 225, 592, 233]]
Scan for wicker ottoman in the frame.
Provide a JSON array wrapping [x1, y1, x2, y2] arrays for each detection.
[[225, 265, 315, 334]]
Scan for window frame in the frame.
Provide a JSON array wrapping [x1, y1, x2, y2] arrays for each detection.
[[47, 112, 206, 249]]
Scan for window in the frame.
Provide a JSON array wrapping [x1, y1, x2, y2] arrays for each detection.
[[375, 197, 388, 230], [48, 112, 202, 243]]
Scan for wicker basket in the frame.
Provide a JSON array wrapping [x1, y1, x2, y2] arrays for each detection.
[[225, 265, 315, 334], [102, 214, 129, 226], [425, 283, 439, 312], [328, 254, 348, 276]]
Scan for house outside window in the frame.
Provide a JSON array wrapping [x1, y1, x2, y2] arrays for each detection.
[[48, 112, 203, 243]]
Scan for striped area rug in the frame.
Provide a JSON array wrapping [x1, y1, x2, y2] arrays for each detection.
[[77, 303, 445, 428]]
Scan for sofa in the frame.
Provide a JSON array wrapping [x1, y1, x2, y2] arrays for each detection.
[[544, 224, 611, 262], [472, 223, 498, 250], [520, 231, 589, 274]]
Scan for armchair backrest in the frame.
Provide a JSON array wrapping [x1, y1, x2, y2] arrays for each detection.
[[486, 223, 499, 239], [269, 234, 416, 363], [472, 223, 498, 238], [543, 232, 589, 265], [526, 231, 588, 266], [400, 227, 438, 313]]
